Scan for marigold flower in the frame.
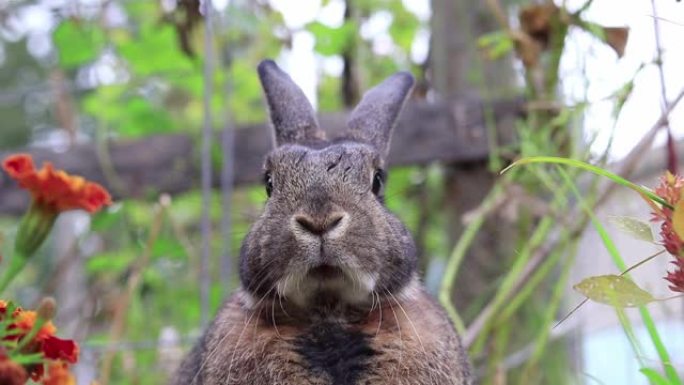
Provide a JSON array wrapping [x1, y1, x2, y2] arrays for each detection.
[[13, 310, 57, 342], [42, 336, 79, 364], [0, 350, 28, 385], [0, 299, 80, 381], [1, 154, 112, 291], [2, 154, 111, 213], [41, 362, 76, 385], [651, 171, 684, 292]]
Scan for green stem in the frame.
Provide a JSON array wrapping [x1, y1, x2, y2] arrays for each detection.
[[559, 167, 681, 385], [498, 234, 568, 321], [501, 156, 673, 210], [0, 254, 28, 294], [639, 307, 682, 385], [521, 237, 578, 378], [439, 182, 505, 335], [470, 172, 571, 354], [0, 201, 57, 294]]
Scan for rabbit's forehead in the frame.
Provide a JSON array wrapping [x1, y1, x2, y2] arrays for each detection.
[[267, 142, 381, 170]]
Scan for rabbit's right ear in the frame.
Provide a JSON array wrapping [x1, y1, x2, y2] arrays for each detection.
[[258, 60, 325, 146]]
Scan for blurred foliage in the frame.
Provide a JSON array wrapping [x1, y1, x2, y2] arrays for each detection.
[[0, 1, 432, 382]]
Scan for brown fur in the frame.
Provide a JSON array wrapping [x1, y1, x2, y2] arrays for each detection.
[[174, 280, 469, 385]]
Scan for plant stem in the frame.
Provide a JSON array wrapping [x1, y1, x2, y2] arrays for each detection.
[[502, 156, 672, 210], [439, 181, 505, 336], [560, 167, 681, 385], [639, 307, 682, 385]]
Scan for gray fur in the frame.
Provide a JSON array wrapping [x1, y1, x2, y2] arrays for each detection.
[[347, 72, 414, 156], [170, 60, 471, 385], [258, 59, 326, 146]]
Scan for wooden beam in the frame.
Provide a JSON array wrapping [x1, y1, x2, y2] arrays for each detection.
[[0, 97, 523, 215]]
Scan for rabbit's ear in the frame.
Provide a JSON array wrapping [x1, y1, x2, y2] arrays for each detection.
[[346, 72, 414, 156], [258, 60, 325, 146]]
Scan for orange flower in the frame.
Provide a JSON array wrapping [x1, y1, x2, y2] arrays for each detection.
[[41, 362, 75, 385], [2, 154, 112, 213], [0, 300, 79, 384], [13, 310, 57, 342], [0, 300, 79, 370]]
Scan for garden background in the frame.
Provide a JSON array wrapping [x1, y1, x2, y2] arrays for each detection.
[[0, 0, 683, 384]]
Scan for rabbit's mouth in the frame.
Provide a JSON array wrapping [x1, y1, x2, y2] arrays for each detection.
[[307, 264, 345, 280], [276, 263, 377, 308]]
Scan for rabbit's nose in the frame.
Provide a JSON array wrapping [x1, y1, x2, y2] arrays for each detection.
[[293, 212, 347, 237]]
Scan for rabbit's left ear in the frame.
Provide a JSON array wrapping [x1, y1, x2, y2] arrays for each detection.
[[258, 60, 326, 146], [346, 72, 414, 156]]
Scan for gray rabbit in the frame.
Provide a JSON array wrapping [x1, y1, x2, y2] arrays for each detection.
[[171, 60, 472, 385]]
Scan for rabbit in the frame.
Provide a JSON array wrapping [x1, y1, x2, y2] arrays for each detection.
[[171, 59, 472, 385]]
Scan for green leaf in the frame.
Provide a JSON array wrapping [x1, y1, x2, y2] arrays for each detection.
[[477, 31, 513, 60], [641, 368, 674, 385], [307, 21, 356, 56], [8, 352, 44, 365], [608, 216, 654, 242], [388, 8, 419, 52], [573, 275, 655, 307], [91, 203, 125, 231], [82, 87, 179, 138], [152, 237, 186, 260], [501, 157, 673, 210], [86, 251, 135, 274], [53, 21, 105, 68], [115, 22, 195, 76]]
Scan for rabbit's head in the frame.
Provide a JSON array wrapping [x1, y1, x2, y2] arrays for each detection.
[[239, 60, 417, 309]]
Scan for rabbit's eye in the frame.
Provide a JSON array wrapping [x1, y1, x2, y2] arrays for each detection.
[[372, 169, 385, 196], [264, 171, 273, 197]]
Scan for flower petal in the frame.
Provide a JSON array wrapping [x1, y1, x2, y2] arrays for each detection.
[[673, 200, 684, 241], [41, 362, 75, 385], [2, 154, 35, 179], [2, 154, 112, 214], [42, 336, 79, 364]]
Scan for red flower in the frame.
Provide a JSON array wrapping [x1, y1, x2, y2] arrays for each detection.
[[2, 154, 111, 213], [0, 350, 28, 385], [42, 336, 78, 364], [0, 299, 79, 382], [654, 172, 684, 208], [651, 172, 684, 292], [665, 258, 684, 293]]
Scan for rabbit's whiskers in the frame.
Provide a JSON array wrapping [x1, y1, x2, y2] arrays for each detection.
[[388, 290, 435, 385], [271, 293, 282, 339], [226, 287, 275, 382], [191, 288, 271, 384], [385, 289, 405, 370], [374, 291, 384, 337]]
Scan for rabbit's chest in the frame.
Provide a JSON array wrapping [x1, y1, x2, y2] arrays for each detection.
[[279, 320, 452, 385], [203, 292, 469, 384], [291, 322, 377, 385]]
